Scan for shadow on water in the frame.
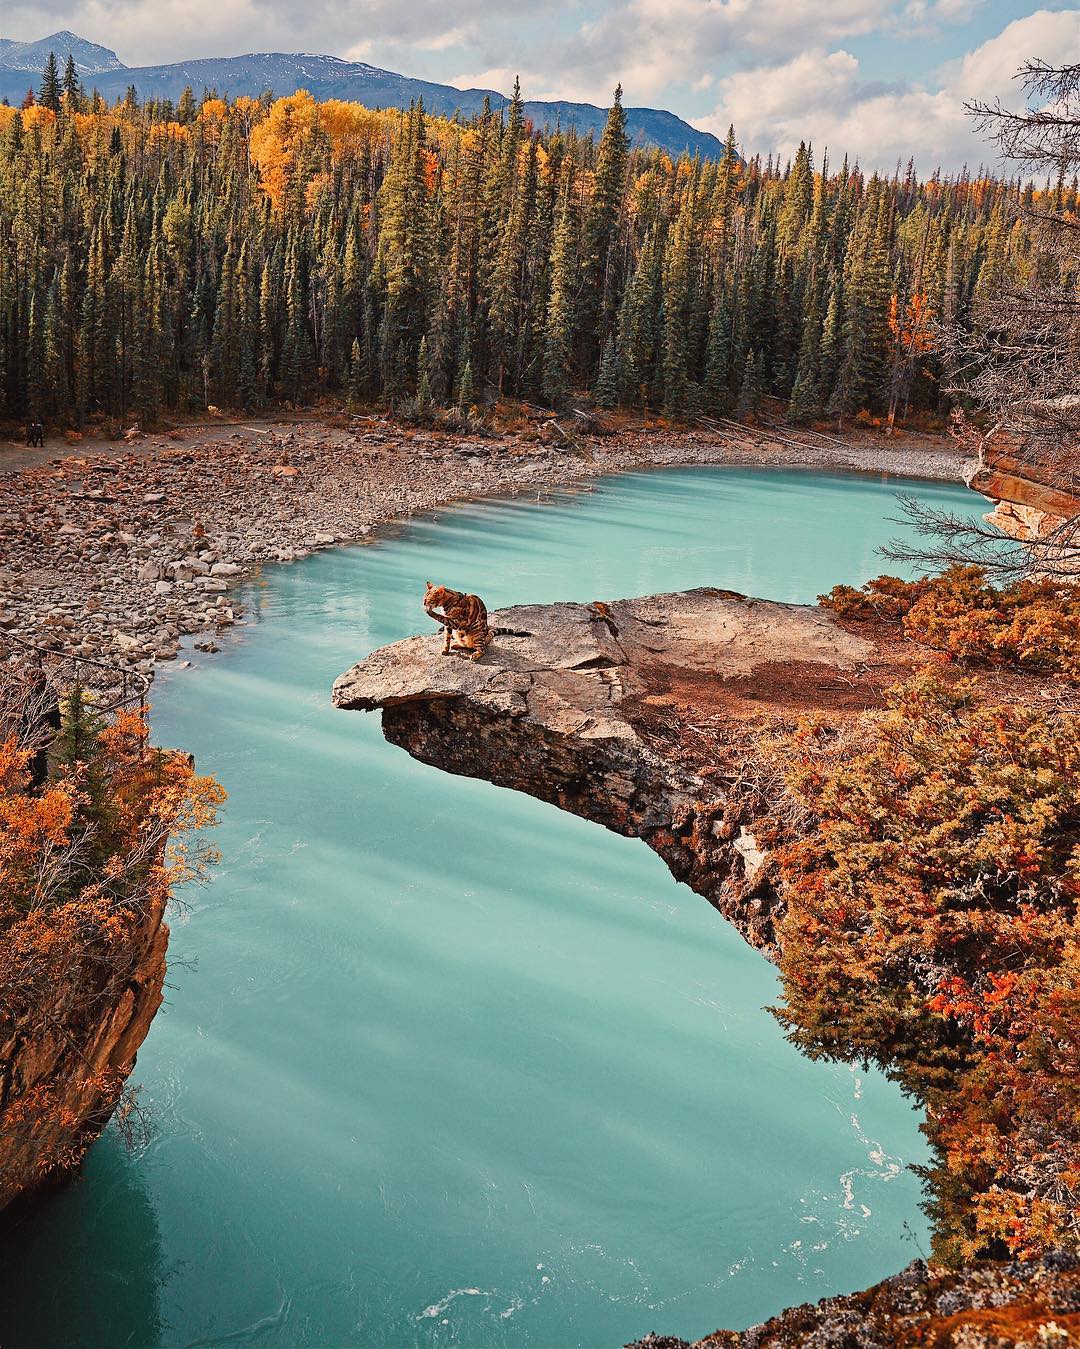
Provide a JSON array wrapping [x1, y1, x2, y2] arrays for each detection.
[[0, 1134, 164, 1348]]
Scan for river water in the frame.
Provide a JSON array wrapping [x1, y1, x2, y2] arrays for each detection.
[[1, 467, 973, 1348]]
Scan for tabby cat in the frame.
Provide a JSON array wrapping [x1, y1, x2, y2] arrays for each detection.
[[423, 582, 494, 661]]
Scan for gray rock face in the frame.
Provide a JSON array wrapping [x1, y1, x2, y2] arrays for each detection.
[[333, 588, 873, 954]]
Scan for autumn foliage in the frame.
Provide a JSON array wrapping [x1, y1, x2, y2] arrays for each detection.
[[820, 565, 1080, 682], [0, 680, 224, 1180], [888, 290, 935, 355], [765, 667, 1080, 1265]]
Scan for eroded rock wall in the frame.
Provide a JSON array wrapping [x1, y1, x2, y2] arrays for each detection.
[[0, 894, 168, 1217], [380, 695, 782, 954], [966, 437, 1080, 547]]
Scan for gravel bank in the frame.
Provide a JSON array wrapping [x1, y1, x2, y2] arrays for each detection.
[[0, 418, 972, 683]]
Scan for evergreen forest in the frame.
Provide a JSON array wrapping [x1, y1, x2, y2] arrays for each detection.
[[0, 61, 1073, 430]]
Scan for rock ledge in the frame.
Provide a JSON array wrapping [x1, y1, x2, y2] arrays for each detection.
[[334, 587, 876, 953]]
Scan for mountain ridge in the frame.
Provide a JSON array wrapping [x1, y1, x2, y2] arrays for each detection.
[[0, 30, 724, 158]]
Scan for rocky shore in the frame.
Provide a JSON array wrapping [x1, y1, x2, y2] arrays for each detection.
[[1, 416, 966, 682]]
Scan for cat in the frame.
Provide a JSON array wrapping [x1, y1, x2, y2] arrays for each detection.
[[423, 582, 494, 662]]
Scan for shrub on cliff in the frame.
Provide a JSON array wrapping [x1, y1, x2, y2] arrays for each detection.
[[0, 682, 225, 1179], [767, 672, 1080, 1263], [820, 565, 1080, 682]]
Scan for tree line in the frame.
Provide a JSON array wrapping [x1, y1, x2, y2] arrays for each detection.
[[0, 69, 1074, 430]]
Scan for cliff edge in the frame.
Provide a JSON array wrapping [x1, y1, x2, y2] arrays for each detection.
[[333, 588, 1080, 1346], [333, 587, 900, 954], [0, 892, 168, 1216]]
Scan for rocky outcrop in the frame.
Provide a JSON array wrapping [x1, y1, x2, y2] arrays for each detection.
[[333, 587, 886, 956], [1, 418, 964, 687], [0, 893, 168, 1217], [966, 435, 1080, 545]]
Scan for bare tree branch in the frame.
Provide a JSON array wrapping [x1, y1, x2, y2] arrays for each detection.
[[900, 60, 1080, 580]]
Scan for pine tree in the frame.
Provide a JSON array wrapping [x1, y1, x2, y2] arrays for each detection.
[[0, 82, 1023, 431], [416, 335, 433, 416], [704, 287, 734, 412], [61, 55, 82, 108], [455, 357, 475, 410], [543, 159, 577, 408], [662, 195, 695, 416], [39, 53, 62, 113], [347, 338, 364, 411], [616, 229, 662, 408], [579, 86, 629, 370], [594, 336, 619, 408], [737, 349, 762, 417]]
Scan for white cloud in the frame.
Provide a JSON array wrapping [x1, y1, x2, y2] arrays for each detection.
[[700, 8, 1080, 173], [944, 8, 1080, 98], [0, 0, 520, 67], [533, 0, 899, 103]]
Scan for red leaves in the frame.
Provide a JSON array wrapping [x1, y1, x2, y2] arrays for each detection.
[[769, 669, 1080, 1261]]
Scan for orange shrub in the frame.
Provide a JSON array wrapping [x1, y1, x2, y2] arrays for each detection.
[[820, 565, 1080, 681], [769, 672, 1080, 1262]]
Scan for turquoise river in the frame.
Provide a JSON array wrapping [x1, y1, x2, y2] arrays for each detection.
[[1, 466, 978, 1348]]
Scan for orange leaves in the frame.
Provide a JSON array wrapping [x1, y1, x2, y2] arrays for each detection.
[[821, 566, 1080, 683], [148, 121, 190, 147], [198, 98, 229, 127], [230, 95, 264, 129], [1, 705, 224, 1018], [888, 290, 935, 355], [250, 92, 396, 210], [249, 91, 318, 208], [20, 105, 57, 134], [769, 666, 1080, 1261], [305, 172, 333, 209], [421, 148, 440, 194], [0, 736, 76, 912], [317, 98, 390, 155]]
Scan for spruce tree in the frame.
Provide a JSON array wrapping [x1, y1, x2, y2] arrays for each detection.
[[0, 79, 1023, 430], [61, 55, 82, 108], [39, 53, 62, 113], [416, 335, 433, 416], [594, 336, 619, 408], [543, 160, 577, 408], [579, 86, 629, 370], [737, 349, 762, 417], [455, 358, 475, 411]]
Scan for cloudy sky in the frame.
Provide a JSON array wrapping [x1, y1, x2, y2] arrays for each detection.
[[7, 0, 1080, 171]]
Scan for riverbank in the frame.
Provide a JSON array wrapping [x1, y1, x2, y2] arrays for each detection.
[[0, 417, 968, 678]]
